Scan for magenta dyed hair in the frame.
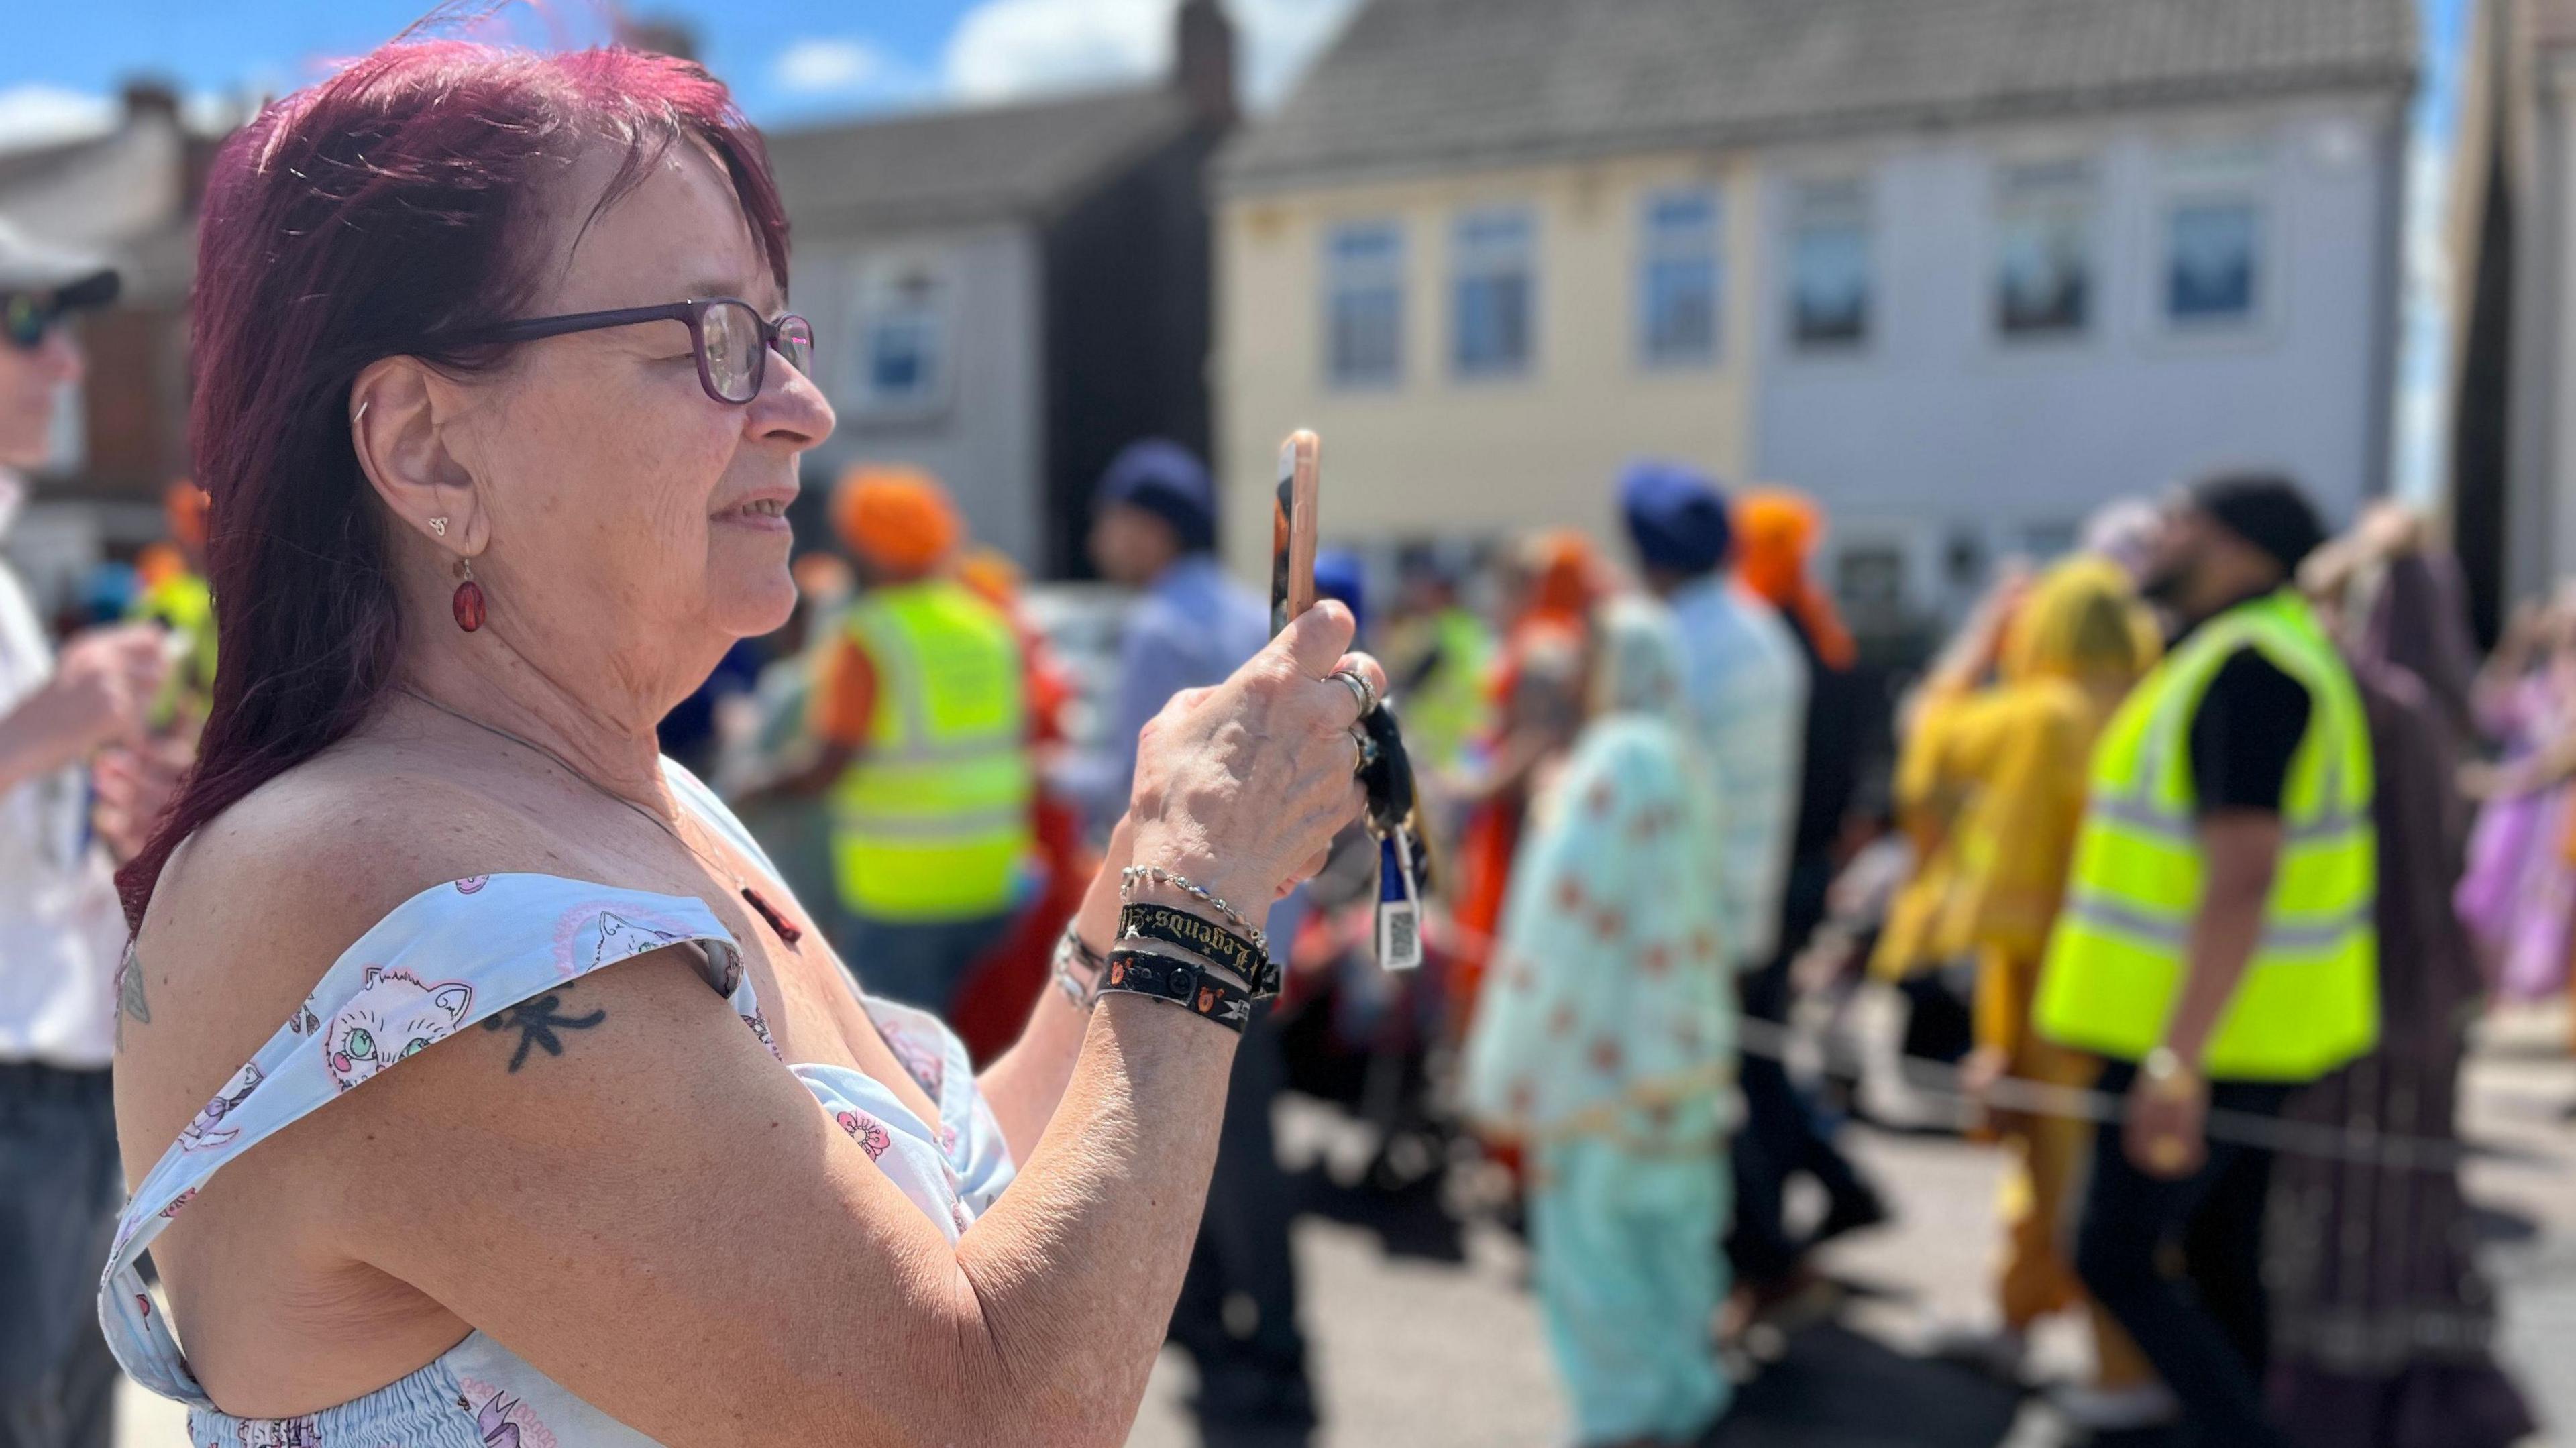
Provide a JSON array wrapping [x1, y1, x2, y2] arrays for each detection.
[[115, 40, 791, 927]]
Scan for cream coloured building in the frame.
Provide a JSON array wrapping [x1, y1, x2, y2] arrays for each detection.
[[1213, 153, 1760, 573]]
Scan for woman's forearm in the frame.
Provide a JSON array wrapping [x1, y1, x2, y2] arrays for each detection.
[[945, 993, 1241, 1444], [977, 817, 1134, 1160]]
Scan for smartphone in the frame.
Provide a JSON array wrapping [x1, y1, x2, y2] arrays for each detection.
[[1270, 429, 1321, 636]]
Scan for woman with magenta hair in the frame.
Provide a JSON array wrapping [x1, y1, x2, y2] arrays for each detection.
[[101, 34, 1380, 1447]]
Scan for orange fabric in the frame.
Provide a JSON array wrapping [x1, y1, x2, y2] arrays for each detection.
[[955, 546, 1023, 612], [810, 635, 879, 748], [134, 543, 187, 591], [1737, 488, 1857, 669], [164, 479, 208, 551], [833, 465, 960, 575]]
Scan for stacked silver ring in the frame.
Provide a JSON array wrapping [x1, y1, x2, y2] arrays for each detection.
[[1327, 666, 1379, 718]]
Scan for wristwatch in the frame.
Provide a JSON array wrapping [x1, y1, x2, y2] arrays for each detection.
[[2141, 1046, 2202, 1099]]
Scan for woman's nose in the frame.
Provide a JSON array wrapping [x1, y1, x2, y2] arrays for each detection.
[[750, 346, 833, 451]]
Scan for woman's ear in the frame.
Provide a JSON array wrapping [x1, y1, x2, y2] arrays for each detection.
[[350, 357, 486, 557]]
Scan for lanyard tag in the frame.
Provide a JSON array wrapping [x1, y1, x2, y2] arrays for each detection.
[[1375, 827, 1424, 972]]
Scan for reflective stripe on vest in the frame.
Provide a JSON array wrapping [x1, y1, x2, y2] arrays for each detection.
[[2034, 590, 2379, 1082], [830, 581, 1033, 922]]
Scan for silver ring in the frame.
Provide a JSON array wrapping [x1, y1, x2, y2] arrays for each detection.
[[1347, 724, 1374, 776], [1328, 667, 1379, 718]]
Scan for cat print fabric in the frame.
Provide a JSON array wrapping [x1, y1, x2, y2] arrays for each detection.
[[104, 848, 1019, 1443], [322, 968, 474, 1092], [177, 1064, 262, 1152]]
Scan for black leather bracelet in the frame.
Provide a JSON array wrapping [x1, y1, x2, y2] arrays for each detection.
[[1100, 948, 1254, 1032], [1116, 903, 1274, 995]]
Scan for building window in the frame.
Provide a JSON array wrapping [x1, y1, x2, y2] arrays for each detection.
[[1638, 188, 1721, 366], [1450, 207, 1535, 378], [1994, 158, 2096, 339], [1324, 222, 1404, 388], [1787, 179, 1870, 351], [853, 260, 950, 414], [2167, 201, 2259, 323]]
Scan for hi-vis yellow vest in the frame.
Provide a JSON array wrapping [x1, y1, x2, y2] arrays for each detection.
[[2035, 590, 2378, 1082], [830, 581, 1033, 922]]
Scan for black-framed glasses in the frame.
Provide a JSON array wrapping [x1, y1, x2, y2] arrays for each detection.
[[429, 297, 812, 404], [3, 294, 67, 353]]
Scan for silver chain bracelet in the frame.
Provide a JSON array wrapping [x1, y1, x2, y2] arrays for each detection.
[[1052, 924, 1106, 1011], [1119, 865, 1270, 955]]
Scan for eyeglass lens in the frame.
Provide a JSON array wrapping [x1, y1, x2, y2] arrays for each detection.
[[3, 296, 56, 351], [700, 302, 814, 403]]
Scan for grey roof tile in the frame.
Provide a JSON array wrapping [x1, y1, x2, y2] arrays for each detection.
[[1223, 0, 2415, 188], [765, 85, 1198, 235]]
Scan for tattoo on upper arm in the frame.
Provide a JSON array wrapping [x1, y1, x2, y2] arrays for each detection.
[[116, 943, 150, 1050], [481, 992, 610, 1072]]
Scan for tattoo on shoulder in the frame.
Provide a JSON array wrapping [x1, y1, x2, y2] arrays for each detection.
[[116, 943, 150, 1049], [480, 991, 609, 1072]]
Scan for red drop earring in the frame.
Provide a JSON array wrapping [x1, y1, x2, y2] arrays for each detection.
[[452, 557, 486, 633]]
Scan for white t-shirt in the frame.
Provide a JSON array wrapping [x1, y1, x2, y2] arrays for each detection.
[[0, 492, 123, 1069]]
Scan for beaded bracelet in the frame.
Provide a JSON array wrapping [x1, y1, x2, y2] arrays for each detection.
[[1119, 866, 1269, 955], [1052, 924, 1108, 1011], [1117, 901, 1275, 998], [1098, 948, 1254, 1032]]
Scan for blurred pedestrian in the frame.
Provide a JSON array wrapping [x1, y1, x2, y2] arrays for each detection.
[[1384, 542, 1493, 781], [786, 465, 1033, 1016], [1449, 531, 1601, 1034], [2455, 591, 2576, 1007], [2039, 474, 2380, 1448], [943, 545, 1097, 1066], [1887, 557, 2166, 1427], [1073, 438, 1316, 1433], [717, 550, 855, 928], [0, 221, 169, 1448], [126, 480, 216, 732], [1462, 596, 1738, 1448], [1725, 488, 1886, 1305], [2265, 522, 2534, 1448]]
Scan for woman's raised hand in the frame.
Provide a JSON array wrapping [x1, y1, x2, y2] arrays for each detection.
[[1128, 601, 1384, 915]]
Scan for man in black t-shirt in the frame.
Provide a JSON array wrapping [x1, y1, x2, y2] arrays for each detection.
[[2069, 474, 2335, 1447]]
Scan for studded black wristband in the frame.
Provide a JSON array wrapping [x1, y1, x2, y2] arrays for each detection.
[[1116, 903, 1275, 997], [1100, 948, 1254, 1032]]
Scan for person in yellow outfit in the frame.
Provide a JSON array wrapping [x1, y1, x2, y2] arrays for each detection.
[[1886, 556, 2169, 1429], [784, 465, 1033, 1017]]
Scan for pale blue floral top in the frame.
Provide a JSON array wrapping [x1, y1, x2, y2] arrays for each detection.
[[99, 763, 1016, 1446]]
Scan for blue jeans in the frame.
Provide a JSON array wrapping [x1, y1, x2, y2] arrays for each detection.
[[837, 910, 1016, 1019], [0, 1062, 120, 1448]]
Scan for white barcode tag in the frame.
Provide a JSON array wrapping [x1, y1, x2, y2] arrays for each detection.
[[1375, 828, 1424, 972]]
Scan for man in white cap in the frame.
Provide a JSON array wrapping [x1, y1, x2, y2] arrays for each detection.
[[0, 219, 171, 1448]]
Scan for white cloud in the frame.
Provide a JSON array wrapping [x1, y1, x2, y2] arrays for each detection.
[[942, 0, 1362, 110], [0, 85, 117, 153], [774, 37, 904, 96]]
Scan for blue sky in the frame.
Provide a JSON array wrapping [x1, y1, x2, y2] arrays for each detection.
[[3, 0, 2470, 496], [0, 0, 1368, 141]]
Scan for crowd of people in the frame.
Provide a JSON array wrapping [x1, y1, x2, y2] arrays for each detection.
[[0, 40, 2573, 1448]]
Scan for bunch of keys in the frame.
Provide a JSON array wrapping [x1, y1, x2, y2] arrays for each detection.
[[1273, 427, 1427, 972], [1352, 702, 1430, 972]]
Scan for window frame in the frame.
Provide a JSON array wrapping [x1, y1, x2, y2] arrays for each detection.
[[1320, 219, 1407, 391], [847, 255, 955, 421], [1990, 156, 2101, 345], [1783, 176, 1875, 355], [1635, 185, 1724, 370], [1448, 205, 1538, 382]]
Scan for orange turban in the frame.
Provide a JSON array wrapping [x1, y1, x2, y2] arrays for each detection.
[[1735, 488, 1857, 670], [164, 479, 208, 551], [832, 465, 960, 577]]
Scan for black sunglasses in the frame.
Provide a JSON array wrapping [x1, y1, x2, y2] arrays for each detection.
[[3, 294, 67, 353], [427, 297, 813, 405]]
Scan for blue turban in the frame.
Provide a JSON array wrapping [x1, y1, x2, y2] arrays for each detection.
[[1619, 459, 1733, 577], [1095, 438, 1216, 553], [1314, 547, 1367, 638]]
